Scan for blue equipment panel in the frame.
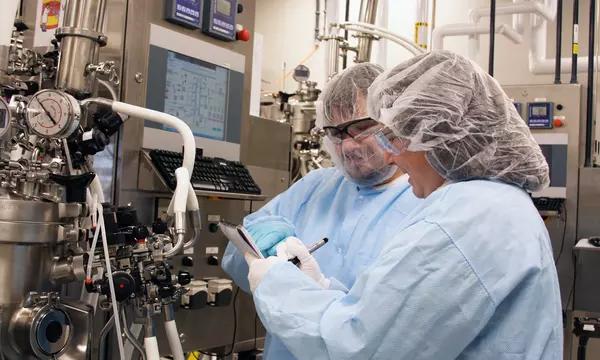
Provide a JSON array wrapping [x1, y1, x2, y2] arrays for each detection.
[[164, 0, 203, 29], [527, 102, 554, 129], [202, 0, 237, 41]]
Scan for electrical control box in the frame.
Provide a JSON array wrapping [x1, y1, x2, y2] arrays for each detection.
[[164, 0, 203, 29], [527, 101, 554, 129], [202, 0, 237, 41]]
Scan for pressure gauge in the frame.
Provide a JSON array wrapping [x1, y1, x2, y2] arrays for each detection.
[[293, 65, 311, 82], [26, 90, 81, 138], [0, 97, 10, 139]]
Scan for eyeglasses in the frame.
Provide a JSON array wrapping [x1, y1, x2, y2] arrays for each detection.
[[322, 117, 382, 144]]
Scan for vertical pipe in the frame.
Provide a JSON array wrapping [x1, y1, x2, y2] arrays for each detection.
[[356, 0, 378, 63], [55, 0, 108, 98], [342, 0, 350, 69], [429, 0, 436, 50], [315, 0, 320, 40], [415, 0, 429, 50], [322, 0, 327, 39], [554, 0, 563, 84], [488, 0, 496, 76], [585, 0, 596, 167], [570, 0, 580, 83], [327, 26, 340, 77]]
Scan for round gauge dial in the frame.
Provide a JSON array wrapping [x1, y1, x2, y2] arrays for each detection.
[[26, 90, 80, 138], [293, 65, 311, 82], [0, 97, 10, 139]]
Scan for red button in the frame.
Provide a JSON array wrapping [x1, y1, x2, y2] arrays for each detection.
[[119, 283, 125, 289], [237, 28, 250, 42], [553, 118, 564, 127]]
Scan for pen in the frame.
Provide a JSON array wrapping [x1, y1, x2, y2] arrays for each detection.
[[290, 238, 329, 265]]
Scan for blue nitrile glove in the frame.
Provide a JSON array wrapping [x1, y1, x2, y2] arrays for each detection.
[[245, 215, 296, 257]]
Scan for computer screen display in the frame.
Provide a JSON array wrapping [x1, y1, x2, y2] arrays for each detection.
[[539, 144, 567, 188], [145, 44, 243, 146], [164, 51, 228, 140]]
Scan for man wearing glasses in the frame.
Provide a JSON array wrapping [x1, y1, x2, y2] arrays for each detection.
[[222, 63, 421, 359]]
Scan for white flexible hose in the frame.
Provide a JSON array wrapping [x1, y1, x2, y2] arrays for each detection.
[[110, 102, 195, 175], [163, 168, 191, 258], [182, 183, 201, 250], [85, 205, 101, 280], [144, 337, 161, 360], [86, 175, 105, 279], [172, 168, 190, 213], [98, 203, 126, 360], [164, 320, 185, 360], [90, 174, 106, 203]]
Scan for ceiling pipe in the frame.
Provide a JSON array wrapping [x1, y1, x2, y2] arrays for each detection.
[[432, 23, 523, 51]]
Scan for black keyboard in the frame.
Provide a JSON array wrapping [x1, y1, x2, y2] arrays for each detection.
[[532, 197, 564, 213], [148, 149, 261, 195]]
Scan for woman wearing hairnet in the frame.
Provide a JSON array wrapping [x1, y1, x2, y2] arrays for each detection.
[[221, 63, 421, 359], [245, 51, 563, 359]]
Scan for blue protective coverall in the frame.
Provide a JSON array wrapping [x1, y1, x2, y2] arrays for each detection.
[[252, 180, 563, 360], [222, 167, 421, 359]]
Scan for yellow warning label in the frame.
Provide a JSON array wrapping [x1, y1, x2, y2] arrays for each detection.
[[573, 43, 580, 55], [414, 22, 429, 50]]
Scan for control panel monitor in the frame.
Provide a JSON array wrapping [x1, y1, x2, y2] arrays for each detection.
[[202, 0, 237, 41], [164, 0, 203, 29], [145, 25, 245, 160], [531, 133, 568, 199], [528, 102, 554, 129]]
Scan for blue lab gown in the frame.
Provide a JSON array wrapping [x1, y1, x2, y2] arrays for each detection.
[[222, 167, 421, 359], [252, 180, 563, 360]]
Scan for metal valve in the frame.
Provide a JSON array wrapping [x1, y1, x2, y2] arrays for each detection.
[[86, 61, 120, 85]]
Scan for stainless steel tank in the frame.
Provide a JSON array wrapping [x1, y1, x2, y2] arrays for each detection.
[[0, 199, 72, 359]]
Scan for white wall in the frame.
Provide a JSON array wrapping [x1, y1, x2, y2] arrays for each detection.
[[255, 0, 597, 90], [254, 0, 328, 94]]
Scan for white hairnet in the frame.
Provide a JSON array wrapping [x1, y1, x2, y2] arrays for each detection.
[[316, 62, 384, 127], [315, 63, 398, 187], [368, 50, 549, 192]]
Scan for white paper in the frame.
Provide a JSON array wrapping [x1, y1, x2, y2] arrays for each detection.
[[218, 222, 264, 259], [0, 0, 19, 46], [33, 0, 66, 48]]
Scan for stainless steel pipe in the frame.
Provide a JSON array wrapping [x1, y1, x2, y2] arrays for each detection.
[[355, 0, 378, 63], [55, 0, 108, 97]]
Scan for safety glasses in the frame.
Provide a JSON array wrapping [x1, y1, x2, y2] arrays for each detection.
[[322, 117, 382, 144], [372, 127, 410, 155]]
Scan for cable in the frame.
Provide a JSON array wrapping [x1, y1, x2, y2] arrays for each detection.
[[192, 287, 240, 359], [98, 203, 126, 360], [567, 250, 577, 310], [121, 305, 147, 360], [554, 202, 568, 264], [222, 287, 240, 357], [488, 0, 496, 76], [254, 312, 258, 350]]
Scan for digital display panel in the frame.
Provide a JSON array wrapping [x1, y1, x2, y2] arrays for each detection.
[[216, 0, 231, 15], [163, 51, 229, 140], [531, 105, 547, 117], [528, 102, 553, 129]]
